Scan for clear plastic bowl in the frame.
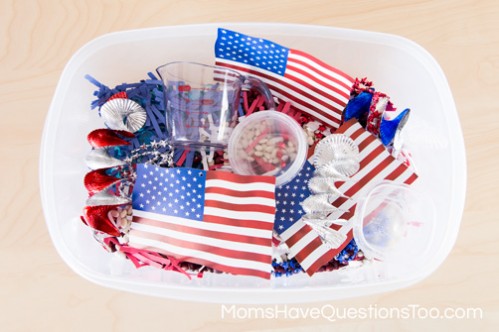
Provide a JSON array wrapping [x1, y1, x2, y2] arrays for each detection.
[[228, 111, 307, 186], [353, 182, 436, 264]]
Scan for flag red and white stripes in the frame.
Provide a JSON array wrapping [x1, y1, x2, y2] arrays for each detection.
[[280, 120, 418, 275], [129, 165, 276, 279], [214, 28, 355, 129]]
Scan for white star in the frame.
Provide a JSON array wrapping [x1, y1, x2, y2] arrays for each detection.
[[140, 204, 144, 208], [174, 209, 178, 214], [279, 225, 284, 230], [280, 217, 285, 221]]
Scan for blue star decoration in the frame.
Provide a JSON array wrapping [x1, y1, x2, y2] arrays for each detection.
[[274, 160, 315, 235]]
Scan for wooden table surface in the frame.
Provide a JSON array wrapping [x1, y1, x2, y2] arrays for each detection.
[[1, 0, 498, 331]]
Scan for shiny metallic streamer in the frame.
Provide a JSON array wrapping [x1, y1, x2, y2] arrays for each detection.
[[313, 134, 360, 177], [100, 98, 147, 133], [302, 218, 347, 250], [85, 148, 127, 170], [86, 191, 131, 206]]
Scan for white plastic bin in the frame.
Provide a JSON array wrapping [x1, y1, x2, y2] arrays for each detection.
[[40, 23, 466, 303]]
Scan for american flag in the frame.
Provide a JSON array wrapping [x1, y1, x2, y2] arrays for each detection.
[[129, 164, 276, 279], [214, 28, 355, 129], [280, 120, 418, 275], [274, 161, 315, 235]]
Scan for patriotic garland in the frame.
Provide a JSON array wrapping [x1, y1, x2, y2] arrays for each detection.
[[80, 28, 416, 280]]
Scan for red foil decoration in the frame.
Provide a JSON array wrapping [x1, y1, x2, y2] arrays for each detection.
[[84, 169, 121, 195], [81, 205, 122, 236], [108, 91, 128, 100], [87, 128, 134, 148]]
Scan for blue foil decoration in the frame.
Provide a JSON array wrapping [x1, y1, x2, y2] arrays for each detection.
[[343, 91, 373, 126], [379, 108, 410, 146]]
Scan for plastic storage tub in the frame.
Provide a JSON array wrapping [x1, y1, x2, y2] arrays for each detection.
[[40, 23, 466, 303]]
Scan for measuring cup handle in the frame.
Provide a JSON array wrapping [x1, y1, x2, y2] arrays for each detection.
[[244, 76, 276, 110]]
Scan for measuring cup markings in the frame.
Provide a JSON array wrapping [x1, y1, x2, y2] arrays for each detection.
[[157, 62, 275, 147]]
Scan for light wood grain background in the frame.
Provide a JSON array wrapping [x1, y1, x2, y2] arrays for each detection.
[[1, 0, 498, 331]]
